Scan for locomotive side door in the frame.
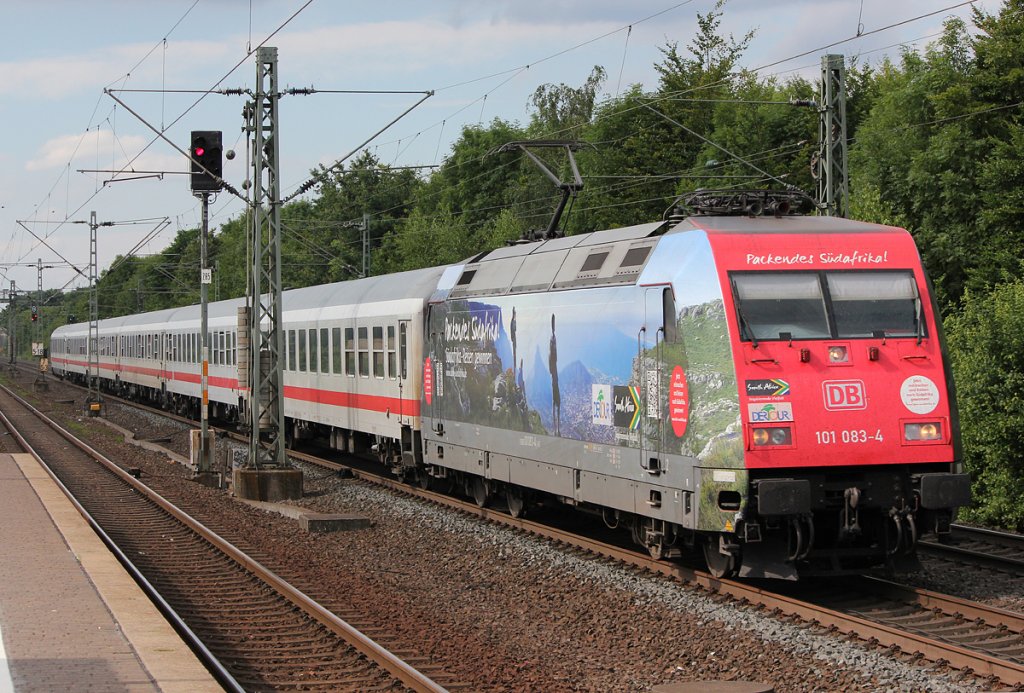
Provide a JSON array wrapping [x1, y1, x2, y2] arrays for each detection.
[[640, 286, 674, 474], [425, 305, 445, 436]]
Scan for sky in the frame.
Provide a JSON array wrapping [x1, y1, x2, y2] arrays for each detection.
[[0, 0, 999, 300]]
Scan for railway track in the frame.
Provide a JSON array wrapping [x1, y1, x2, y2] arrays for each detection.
[[19, 365, 1024, 688], [0, 378, 451, 693], [919, 524, 1024, 573]]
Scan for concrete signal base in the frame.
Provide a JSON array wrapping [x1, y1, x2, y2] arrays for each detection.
[[232, 468, 303, 501]]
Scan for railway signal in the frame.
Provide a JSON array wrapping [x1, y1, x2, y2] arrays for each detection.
[[30, 306, 37, 321], [189, 130, 223, 192]]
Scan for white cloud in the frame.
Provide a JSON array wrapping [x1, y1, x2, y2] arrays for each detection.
[[27, 130, 186, 175]]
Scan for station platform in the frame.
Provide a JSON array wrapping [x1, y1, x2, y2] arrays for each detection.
[[0, 452, 222, 692]]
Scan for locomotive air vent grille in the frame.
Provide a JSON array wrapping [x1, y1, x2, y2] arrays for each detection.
[[577, 250, 609, 278], [615, 246, 652, 275]]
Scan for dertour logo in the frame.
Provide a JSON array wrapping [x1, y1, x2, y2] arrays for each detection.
[[747, 402, 794, 423]]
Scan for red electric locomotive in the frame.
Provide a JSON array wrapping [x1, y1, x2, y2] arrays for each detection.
[[694, 195, 970, 577]]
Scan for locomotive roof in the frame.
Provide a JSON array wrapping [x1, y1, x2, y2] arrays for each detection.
[[678, 214, 902, 235]]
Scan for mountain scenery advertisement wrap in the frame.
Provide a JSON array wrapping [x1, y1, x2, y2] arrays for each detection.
[[428, 288, 640, 445], [424, 229, 741, 467]]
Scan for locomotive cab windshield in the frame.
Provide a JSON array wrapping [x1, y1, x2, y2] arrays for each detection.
[[731, 269, 924, 342]]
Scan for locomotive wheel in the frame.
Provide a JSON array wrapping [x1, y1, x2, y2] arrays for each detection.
[[702, 537, 738, 579], [471, 477, 490, 508], [506, 487, 526, 518]]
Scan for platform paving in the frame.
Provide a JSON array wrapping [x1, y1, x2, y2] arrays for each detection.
[[0, 452, 221, 692]]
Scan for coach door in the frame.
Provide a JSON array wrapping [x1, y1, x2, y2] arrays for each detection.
[[640, 287, 674, 475], [396, 320, 410, 424]]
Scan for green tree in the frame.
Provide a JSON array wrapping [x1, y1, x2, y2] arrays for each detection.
[[946, 281, 1024, 529], [529, 65, 607, 139]]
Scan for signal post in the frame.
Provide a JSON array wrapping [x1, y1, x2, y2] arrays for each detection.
[[189, 131, 222, 488]]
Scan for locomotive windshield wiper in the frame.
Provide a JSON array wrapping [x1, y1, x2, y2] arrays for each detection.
[[736, 304, 759, 348]]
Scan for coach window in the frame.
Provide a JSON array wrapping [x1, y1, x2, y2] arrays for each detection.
[[826, 271, 922, 339], [287, 330, 296, 371], [320, 328, 329, 374], [373, 326, 384, 378], [387, 325, 396, 379], [731, 272, 829, 341], [308, 328, 318, 373], [231, 332, 236, 365], [298, 329, 307, 372], [345, 327, 355, 376], [332, 327, 341, 375], [358, 326, 369, 377]]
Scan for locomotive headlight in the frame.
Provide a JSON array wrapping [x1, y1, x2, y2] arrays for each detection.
[[752, 426, 792, 446], [828, 345, 849, 363], [904, 422, 942, 442]]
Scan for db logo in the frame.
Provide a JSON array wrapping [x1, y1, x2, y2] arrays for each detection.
[[823, 380, 867, 410]]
